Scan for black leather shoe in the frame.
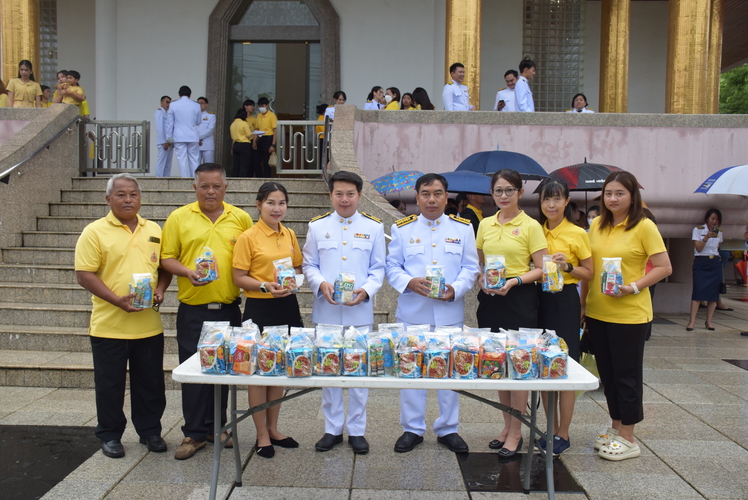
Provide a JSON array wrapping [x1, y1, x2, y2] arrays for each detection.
[[270, 436, 299, 448], [315, 433, 343, 451], [348, 435, 369, 454], [488, 439, 504, 450], [394, 432, 423, 453], [437, 433, 469, 453], [498, 437, 524, 458], [139, 435, 167, 452], [255, 442, 275, 459], [101, 439, 125, 458]]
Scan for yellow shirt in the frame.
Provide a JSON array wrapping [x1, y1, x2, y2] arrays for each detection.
[[230, 118, 252, 143], [40, 100, 51, 108], [80, 99, 90, 116], [1, 94, 10, 107], [467, 204, 484, 221], [62, 85, 85, 105], [476, 210, 547, 277], [232, 218, 302, 299], [74, 212, 163, 339], [415, 104, 422, 110], [586, 217, 666, 324], [543, 218, 591, 285], [316, 114, 325, 138], [161, 201, 253, 305], [256, 110, 278, 136], [384, 101, 400, 110], [7, 78, 42, 107]]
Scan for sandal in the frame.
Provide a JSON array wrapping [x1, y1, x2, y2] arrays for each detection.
[[598, 436, 640, 461], [593, 427, 618, 451]]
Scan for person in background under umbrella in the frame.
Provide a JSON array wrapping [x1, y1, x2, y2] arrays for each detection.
[[686, 208, 723, 331]]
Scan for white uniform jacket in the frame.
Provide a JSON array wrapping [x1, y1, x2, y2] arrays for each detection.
[[166, 96, 201, 143], [494, 88, 516, 112], [514, 76, 535, 112], [442, 81, 471, 111], [197, 111, 216, 151], [565, 108, 595, 113], [303, 211, 386, 326], [154, 107, 168, 145], [386, 213, 479, 326], [363, 101, 381, 110]]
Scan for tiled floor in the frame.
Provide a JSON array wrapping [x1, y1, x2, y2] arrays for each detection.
[[1, 295, 746, 499]]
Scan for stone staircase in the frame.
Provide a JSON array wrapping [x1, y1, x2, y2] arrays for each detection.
[[0, 177, 392, 389]]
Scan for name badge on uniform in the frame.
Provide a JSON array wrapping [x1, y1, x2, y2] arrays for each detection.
[[149, 236, 161, 243], [203, 117, 208, 121], [445, 238, 461, 245], [354, 233, 370, 239]]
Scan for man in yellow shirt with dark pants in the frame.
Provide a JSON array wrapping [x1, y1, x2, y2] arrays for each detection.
[[161, 163, 253, 460]]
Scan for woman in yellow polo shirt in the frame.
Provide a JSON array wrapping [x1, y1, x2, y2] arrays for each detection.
[[384, 87, 400, 110], [232, 182, 303, 458], [255, 97, 277, 178], [230, 108, 253, 177], [586, 171, 671, 462], [476, 168, 548, 458], [536, 179, 593, 456], [6, 60, 42, 108]]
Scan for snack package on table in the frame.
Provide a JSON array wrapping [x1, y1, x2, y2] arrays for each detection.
[[376, 323, 404, 376], [484, 255, 506, 290], [542, 254, 564, 293], [229, 320, 260, 375], [506, 330, 539, 380], [290, 327, 316, 340], [198, 321, 231, 374], [333, 271, 356, 304], [129, 273, 153, 309], [342, 326, 368, 376], [601, 257, 623, 296], [425, 265, 447, 298], [463, 326, 491, 334], [424, 334, 451, 379], [315, 324, 344, 376], [538, 329, 569, 353], [256, 327, 287, 376], [367, 336, 384, 376], [394, 333, 424, 378], [451, 335, 480, 379], [195, 246, 219, 282], [273, 257, 298, 292], [539, 346, 568, 379], [479, 334, 506, 379], [285, 330, 314, 378]]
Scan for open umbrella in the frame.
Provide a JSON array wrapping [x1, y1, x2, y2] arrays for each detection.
[[541, 162, 625, 191], [370, 170, 424, 195], [456, 151, 549, 180], [439, 171, 492, 195], [694, 164, 748, 196]]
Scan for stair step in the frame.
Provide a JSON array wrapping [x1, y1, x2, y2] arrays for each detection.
[[36, 216, 315, 234], [1, 247, 74, 265], [22, 231, 81, 248], [61, 190, 330, 205], [70, 177, 330, 192], [0, 263, 77, 284], [49, 202, 331, 220]]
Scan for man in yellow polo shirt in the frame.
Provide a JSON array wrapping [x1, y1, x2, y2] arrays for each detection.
[[75, 173, 172, 459], [161, 163, 253, 460]]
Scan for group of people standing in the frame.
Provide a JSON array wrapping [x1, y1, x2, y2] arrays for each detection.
[[1, 60, 89, 114]]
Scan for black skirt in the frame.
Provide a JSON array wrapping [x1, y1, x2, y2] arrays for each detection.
[[539, 285, 581, 361], [243, 294, 303, 333], [691, 256, 721, 302], [476, 282, 539, 331]]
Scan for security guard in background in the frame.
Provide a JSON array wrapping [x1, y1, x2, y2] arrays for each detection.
[[385, 173, 480, 453], [442, 62, 472, 111], [302, 171, 386, 455], [197, 97, 216, 164]]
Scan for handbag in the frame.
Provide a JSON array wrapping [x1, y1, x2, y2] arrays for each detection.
[[268, 151, 277, 167]]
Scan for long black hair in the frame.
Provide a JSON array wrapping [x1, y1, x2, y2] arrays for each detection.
[[412, 87, 435, 110], [18, 60, 36, 81], [536, 179, 575, 225], [366, 86, 382, 101]]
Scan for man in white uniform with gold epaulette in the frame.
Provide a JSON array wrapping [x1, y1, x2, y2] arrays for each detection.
[[196, 96, 216, 164], [442, 63, 472, 111], [154, 96, 173, 177], [494, 70, 518, 111]]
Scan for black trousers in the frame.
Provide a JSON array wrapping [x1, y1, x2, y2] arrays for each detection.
[[539, 285, 581, 361], [90, 333, 166, 442], [477, 283, 540, 331], [232, 142, 253, 177], [177, 301, 241, 440], [243, 294, 303, 332], [587, 317, 648, 425], [256, 135, 274, 178]]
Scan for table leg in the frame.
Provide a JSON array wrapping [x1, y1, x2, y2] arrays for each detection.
[[546, 391, 556, 500], [231, 386, 242, 487], [521, 391, 538, 494], [209, 384, 221, 500]]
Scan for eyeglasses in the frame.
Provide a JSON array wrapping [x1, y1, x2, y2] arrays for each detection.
[[492, 188, 517, 197]]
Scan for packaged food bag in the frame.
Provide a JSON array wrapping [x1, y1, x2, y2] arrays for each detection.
[[130, 273, 153, 309], [479, 334, 506, 379], [425, 265, 447, 298], [367, 336, 384, 376], [315, 324, 344, 376], [394, 333, 424, 378], [198, 321, 230, 374], [542, 255, 564, 293], [484, 255, 506, 290], [333, 272, 356, 304], [377, 323, 404, 376], [229, 320, 260, 375], [601, 257, 623, 296], [285, 330, 314, 378], [342, 326, 368, 376], [506, 331, 538, 380], [451, 335, 480, 379], [424, 334, 451, 379], [273, 257, 298, 292], [256, 327, 286, 376], [540, 346, 568, 379], [195, 246, 219, 282], [538, 329, 569, 354]]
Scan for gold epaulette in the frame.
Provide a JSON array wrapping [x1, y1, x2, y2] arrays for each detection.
[[396, 215, 417, 227], [587, 108, 594, 111], [208, 111, 215, 114], [498, 87, 506, 91], [697, 225, 705, 229], [361, 212, 382, 224], [310, 212, 331, 223], [449, 214, 471, 225], [565, 109, 573, 112]]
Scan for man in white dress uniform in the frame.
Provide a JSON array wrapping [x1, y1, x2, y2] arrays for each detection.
[[166, 86, 202, 177]]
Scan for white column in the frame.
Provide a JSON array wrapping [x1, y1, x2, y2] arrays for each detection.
[[95, 0, 117, 119]]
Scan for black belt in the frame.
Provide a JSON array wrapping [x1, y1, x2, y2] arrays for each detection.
[[182, 297, 241, 310], [695, 255, 720, 260]]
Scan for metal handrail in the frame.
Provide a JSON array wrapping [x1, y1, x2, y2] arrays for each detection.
[[81, 120, 149, 173], [321, 115, 331, 186], [0, 115, 82, 183]]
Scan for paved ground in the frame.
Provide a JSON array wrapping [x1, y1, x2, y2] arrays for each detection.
[[2, 289, 747, 500]]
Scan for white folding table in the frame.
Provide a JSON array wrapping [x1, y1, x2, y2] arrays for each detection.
[[172, 354, 599, 500]]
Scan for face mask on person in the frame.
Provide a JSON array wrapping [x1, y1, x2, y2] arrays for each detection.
[[588, 218, 594, 226], [384, 95, 393, 104], [259, 107, 267, 113]]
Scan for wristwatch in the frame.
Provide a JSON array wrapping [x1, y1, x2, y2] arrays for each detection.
[[259, 282, 269, 293], [566, 263, 574, 273]]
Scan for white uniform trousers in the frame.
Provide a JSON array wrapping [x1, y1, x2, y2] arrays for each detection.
[[155, 144, 173, 177], [200, 150, 214, 164], [174, 142, 200, 177], [399, 321, 461, 437]]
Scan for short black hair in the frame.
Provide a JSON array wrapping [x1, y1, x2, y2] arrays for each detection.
[[449, 62, 465, 74], [66, 70, 81, 81], [194, 163, 225, 178], [243, 99, 255, 107], [178, 86, 191, 97], [536, 179, 574, 225], [571, 93, 587, 108], [519, 59, 536, 73], [455, 192, 468, 203], [41, 85, 50, 92], [160, 95, 171, 103], [256, 182, 289, 204], [316, 103, 328, 116], [234, 107, 247, 120], [504, 69, 518, 79], [197, 96, 208, 104], [416, 173, 448, 193], [704, 208, 722, 226], [329, 171, 363, 193], [333, 90, 346, 101], [588, 204, 600, 214], [257, 97, 270, 105]]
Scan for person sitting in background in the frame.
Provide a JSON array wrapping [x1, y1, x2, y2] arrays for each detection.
[[566, 93, 595, 113], [412, 87, 435, 110], [384, 87, 401, 110], [364, 87, 384, 110], [401, 93, 416, 110]]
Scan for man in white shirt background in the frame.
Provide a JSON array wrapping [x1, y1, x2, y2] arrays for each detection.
[[154, 95, 173, 177], [515, 59, 536, 112], [166, 86, 202, 177], [494, 70, 518, 112], [442, 62, 472, 111], [196, 96, 216, 164]]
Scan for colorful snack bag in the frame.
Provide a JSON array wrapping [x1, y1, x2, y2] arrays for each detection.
[[601, 257, 623, 296], [451, 335, 480, 379], [540, 347, 568, 379], [425, 265, 447, 298], [273, 257, 298, 292], [285, 330, 314, 378], [479, 335, 506, 379], [315, 324, 344, 376], [394, 333, 424, 378], [506, 331, 538, 380], [342, 326, 368, 376], [484, 255, 506, 290], [367, 337, 384, 376], [378, 323, 404, 376], [256, 327, 286, 376], [333, 272, 356, 304], [229, 320, 260, 375], [424, 335, 451, 379], [195, 246, 219, 282], [542, 255, 564, 293], [197, 321, 230, 374], [129, 273, 153, 309]]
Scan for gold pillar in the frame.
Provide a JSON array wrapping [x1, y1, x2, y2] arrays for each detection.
[[599, 0, 630, 113], [1, 0, 40, 85], [665, 0, 713, 114], [445, 0, 481, 110], [706, 0, 723, 114]]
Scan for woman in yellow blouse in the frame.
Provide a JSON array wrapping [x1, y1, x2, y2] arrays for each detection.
[[476, 169, 548, 458], [400, 93, 416, 110], [6, 60, 42, 108], [384, 87, 400, 110], [0, 80, 7, 108], [232, 182, 303, 458], [586, 171, 671, 461], [536, 179, 593, 456], [229, 108, 253, 177]]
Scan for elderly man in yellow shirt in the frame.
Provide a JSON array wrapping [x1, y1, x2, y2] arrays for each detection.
[[160, 163, 253, 460]]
